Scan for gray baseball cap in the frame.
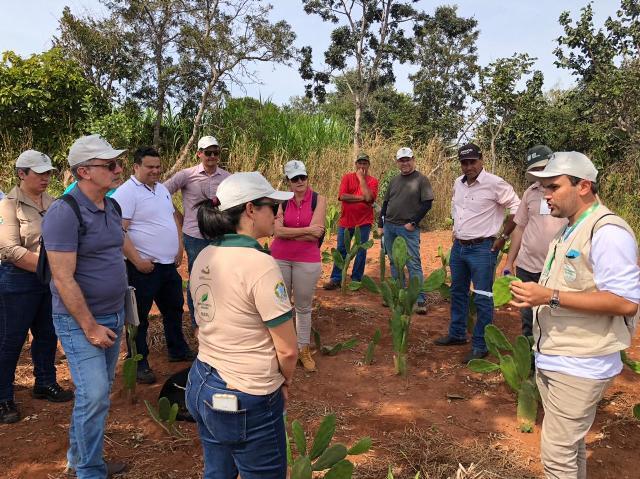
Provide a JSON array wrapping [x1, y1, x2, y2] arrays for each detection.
[[15, 150, 57, 173], [68, 135, 126, 167], [527, 151, 598, 182]]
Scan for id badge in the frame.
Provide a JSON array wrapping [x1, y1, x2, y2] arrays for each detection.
[[539, 199, 551, 215]]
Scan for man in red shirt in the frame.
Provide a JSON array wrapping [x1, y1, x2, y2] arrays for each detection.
[[324, 153, 379, 290]]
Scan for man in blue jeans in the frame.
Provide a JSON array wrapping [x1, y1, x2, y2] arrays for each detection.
[[42, 135, 129, 478], [324, 152, 379, 290], [435, 143, 520, 363], [377, 147, 434, 314]]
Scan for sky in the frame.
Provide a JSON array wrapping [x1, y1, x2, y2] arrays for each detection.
[[0, 0, 622, 104]]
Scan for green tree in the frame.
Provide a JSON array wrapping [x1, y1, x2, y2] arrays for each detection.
[[299, 0, 421, 152], [410, 5, 479, 142]]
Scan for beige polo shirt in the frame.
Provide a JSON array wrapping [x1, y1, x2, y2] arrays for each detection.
[[0, 186, 54, 263], [191, 234, 293, 395], [513, 182, 567, 273]]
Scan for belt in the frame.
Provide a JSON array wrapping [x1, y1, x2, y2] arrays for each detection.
[[456, 236, 495, 246]]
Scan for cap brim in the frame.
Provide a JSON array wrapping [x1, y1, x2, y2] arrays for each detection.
[[95, 148, 127, 160], [266, 191, 294, 202], [526, 168, 565, 179], [199, 142, 219, 149], [285, 171, 307, 179], [526, 159, 548, 171], [30, 165, 57, 173]]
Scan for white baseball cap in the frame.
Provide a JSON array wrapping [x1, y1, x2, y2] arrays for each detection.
[[68, 135, 126, 167], [197, 136, 219, 150], [284, 160, 307, 179], [217, 172, 293, 211], [396, 147, 414, 160], [16, 150, 57, 173], [527, 151, 598, 183]]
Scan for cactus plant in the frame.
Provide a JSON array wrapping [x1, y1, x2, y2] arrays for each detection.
[[492, 275, 521, 308], [322, 226, 374, 293], [363, 329, 382, 365], [321, 338, 358, 356], [361, 236, 423, 376], [621, 351, 640, 419], [467, 325, 538, 432], [122, 324, 142, 404], [144, 396, 183, 437], [387, 466, 421, 479], [288, 413, 371, 479]]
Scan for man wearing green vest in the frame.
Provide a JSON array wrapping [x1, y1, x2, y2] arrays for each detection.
[[510, 152, 640, 479]]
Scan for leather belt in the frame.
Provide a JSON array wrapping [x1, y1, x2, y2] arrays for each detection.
[[456, 236, 495, 246]]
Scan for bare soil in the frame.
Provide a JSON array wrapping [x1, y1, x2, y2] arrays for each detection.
[[1, 230, 639, 478]]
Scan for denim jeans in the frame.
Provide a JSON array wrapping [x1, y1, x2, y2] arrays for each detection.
[[53, 308, 124, 479], [126, 261, 190, 367], [382, 222, 425, 303], [449, 239, 498, 352], [183, 233, 210, 327], [186, 359, 287, 479], [0, 263, 57, 401], [330, 224, 372, 283], [515, 267, 541, 337]]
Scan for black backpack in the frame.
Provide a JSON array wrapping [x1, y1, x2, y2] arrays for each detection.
[[281, 191, 325, 247], [36, 194, 122, 285]]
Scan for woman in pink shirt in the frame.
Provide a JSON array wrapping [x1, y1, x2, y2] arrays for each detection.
[[271, 160, 326, 372]]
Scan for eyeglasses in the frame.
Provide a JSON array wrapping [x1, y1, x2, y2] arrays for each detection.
[[84, 160, 121, 171], [202, 150, 221, 157], [252, 201, 279, 215], [290, 175, 308, 183]]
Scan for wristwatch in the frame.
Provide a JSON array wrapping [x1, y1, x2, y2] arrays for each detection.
[[500, 233, 509, 240], [549, 289, 560, 309], [410, 221, 417, 227]]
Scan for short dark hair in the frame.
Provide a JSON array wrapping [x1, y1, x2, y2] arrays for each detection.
[[568, 175, 598, 194], [134, 146, 160, 165], [196, 199, 246, 240], [16, 167, 31, 178]]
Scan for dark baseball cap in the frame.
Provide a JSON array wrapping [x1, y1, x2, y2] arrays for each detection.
[[458, 143, 482, 161], [356, 152, 370, 162], [525, 145, 553, 171]]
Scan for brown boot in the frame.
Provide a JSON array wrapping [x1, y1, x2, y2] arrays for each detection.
[[298, 345, 317, 372], [323, 280, 340, 290]]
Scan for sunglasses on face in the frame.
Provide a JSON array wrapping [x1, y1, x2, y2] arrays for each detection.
[[202, 149, 221, 157], [397, 158, 412, 164], [252, 201, 279, 215], [290, 175, 308, 183], [84, 160, 122, 171]]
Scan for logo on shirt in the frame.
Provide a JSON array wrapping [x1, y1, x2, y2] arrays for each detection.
[[274, 281, 288, 304], [201, 265, 210, 275], [194, 284, 215, 323], [0, 216, 3, 225]]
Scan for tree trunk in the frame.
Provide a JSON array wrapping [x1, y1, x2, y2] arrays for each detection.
[[353, 95, 362, 157], [163, 73, 218, 179], [153, 86, 165, 149]]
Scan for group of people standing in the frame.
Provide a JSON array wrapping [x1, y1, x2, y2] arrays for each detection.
[[0, 131, 638, 479]]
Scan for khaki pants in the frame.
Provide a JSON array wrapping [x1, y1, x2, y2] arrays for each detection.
[[536, 369, 613, 479]]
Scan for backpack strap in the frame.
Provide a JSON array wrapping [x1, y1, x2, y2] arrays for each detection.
[[107, 196, 122, 217], [311, 191, 318, 210], [59, 194, 86, 236]]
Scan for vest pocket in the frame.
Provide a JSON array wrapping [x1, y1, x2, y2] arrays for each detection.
[[202, 403, 247, 444]]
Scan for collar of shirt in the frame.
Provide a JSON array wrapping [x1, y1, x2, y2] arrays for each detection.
[[7, 186, 53, 211], [196, 163, 222, 177], [69, 185, 107, 213], [213, 234, 266, 252], [130, 175, 156, 192], [461, 168, 486, 185]]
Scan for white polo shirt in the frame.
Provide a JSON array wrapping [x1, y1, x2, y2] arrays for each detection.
[[112, 176, 179, 264]]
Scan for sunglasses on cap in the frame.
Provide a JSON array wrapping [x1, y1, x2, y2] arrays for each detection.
[[289, 175, 308, 183], [252, 200, 279, 215], [84, 159, 122, 171], [202, 149, 221, 157]]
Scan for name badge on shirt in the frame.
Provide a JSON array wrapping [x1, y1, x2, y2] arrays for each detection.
[[539, 199, 551, 215], [563, 263, 577, 282]]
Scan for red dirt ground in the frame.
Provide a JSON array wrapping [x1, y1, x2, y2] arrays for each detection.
[[1, 230, 639, 478]]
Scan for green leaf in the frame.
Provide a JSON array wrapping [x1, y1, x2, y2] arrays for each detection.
[[343, 228, 352, 252], [168, 402, 179, 424], [361, 275, 380, 294], [360, 239, 374, 249], [347, 436, 372, 455], [633, 403, 640, 420], [331, 248, 345, 269], [291, 420, 307, 456], [621, 351, 640, 373], [312, 327, 322, 350], [284, 415, 293, 465], [348, 281, 362, 291], [309, 414, 336, 460], [321, 250, 333, 264], [438, 284, 451, 299], [391, 236, 408, 272], [422, 267, 446, 292], [517, 379, 539, 432], [158, 396, 171, 421], [499, 354, 522, 392], [492, 275, 521, 307], [291, 456, 312, 479], [485, 324, 514, 352], [468, 359, 501, 373], [144, 399, 161, 423], [324, 459, 354, 479], [312, 443, 348, 470], [514, 335, 533, 381], [122, 358, 137, 390]]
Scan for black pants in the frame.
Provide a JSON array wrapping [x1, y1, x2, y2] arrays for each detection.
[[516, 266, 541, 337], [126, 261, 190, 367]]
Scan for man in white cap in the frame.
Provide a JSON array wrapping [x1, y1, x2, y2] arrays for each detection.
[[42, 134, 128, 477], [510, 152, 640, 479], [503, 145, 568, 337], [164, 135, 230, 326], [378, 147, 434, 314]]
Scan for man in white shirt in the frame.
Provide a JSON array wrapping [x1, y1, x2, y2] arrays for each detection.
[[435, 143, 520, 363], [113, 147, 195, 384], [511, 152, 640, 479]]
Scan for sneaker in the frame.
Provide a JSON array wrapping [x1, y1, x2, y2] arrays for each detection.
[[434, 335, 468, 346], [137, 368, 157, 384], [168, 350, 197, 362], [323, 280, 340, 291], [414, 301, 427, 315], [64, 461, 127, 477], [0, 400, 20, 424], [32, 383, 74, 403], [298, 346, 316, 372], [463, 349, 488, 364]]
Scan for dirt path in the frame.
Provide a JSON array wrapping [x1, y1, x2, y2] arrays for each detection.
[[1, 231, 639, 478]]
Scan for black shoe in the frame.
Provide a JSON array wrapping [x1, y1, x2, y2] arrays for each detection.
[[323, 280, 340, 290], [434, 335, 468, 346], [65, 460, 127, 477], [463, 349, 488, 364], [168, 350, 197, 362], [33, 383, 74, 403], [414, 301, 427, 315], [0, 400, 20, 424], [137, 368, 157, 384]]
